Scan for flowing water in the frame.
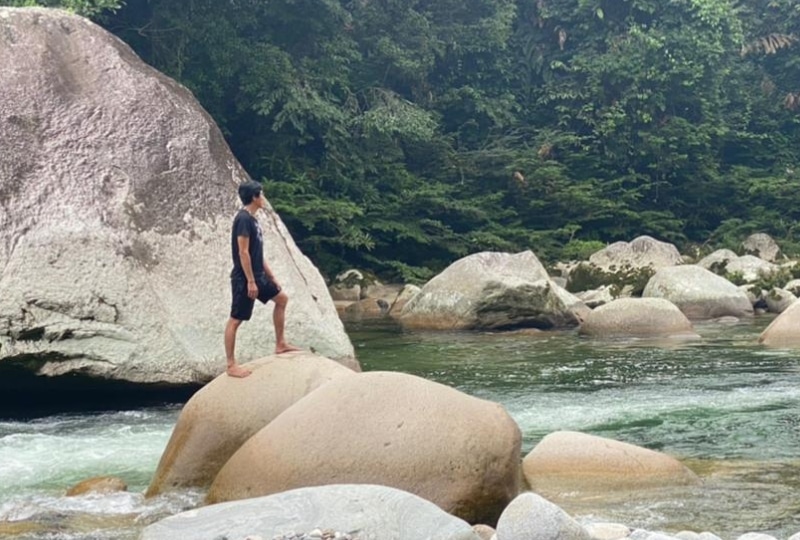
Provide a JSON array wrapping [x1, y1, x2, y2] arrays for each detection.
[[1, 316, 799, 539]]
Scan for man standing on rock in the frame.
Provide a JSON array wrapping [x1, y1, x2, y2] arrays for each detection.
[[224, 180, 301, 377]]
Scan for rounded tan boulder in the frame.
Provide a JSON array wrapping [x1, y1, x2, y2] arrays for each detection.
[[759, 299, 800, 347], [66, 476, 127, 496], [578, 298, 699, 338], [145, 352, 356, 497], [207, 371, 522, 525], [522, 431, 699, 491]]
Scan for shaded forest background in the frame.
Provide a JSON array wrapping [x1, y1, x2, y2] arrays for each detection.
[[6, 0, 800, 282]]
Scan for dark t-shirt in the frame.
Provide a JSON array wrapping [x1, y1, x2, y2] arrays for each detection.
[[230, 209, 265, 280]]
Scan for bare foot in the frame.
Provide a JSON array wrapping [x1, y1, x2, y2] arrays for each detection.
[[226, 364, 252, 378], [275, 343, 303, 354]]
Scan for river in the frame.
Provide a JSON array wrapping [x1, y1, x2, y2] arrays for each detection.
[[1, 316, 798, 539]]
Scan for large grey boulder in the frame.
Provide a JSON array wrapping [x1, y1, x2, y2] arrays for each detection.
[[742, 233, 781, 262], [400, 251, 584, 330], [207, 371, 522, 525], [0, 8, 354, 385], [495, 492, 591, 540], [578, 298, 698, 339], [642, 266, 754, 320], [588, 236, 683, 272], [141, 484, 482, 540], [146, 353, 355, 497], [759, 299, 800, 347]]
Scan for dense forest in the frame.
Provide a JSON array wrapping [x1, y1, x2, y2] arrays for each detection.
[[6, 0, 800, 282]]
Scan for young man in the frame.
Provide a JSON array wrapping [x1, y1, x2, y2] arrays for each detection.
[[224, 181, 300, 377]]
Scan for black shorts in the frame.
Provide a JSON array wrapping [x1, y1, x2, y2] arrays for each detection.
[[230, 275, 281, 321]]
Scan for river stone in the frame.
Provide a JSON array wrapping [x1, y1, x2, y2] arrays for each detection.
[[575, 286, 615, 309], [642, 266, 754, 320], [724, 255, 778, 283], [588, 236, 683, 272], [141, 484, 482, 540], [0, 8, 354, 386], [697, 249, 739, 272], [522, 431, 699, 491], [399, 251, 584, 330], [329, 269, 363, 301], [585, 523, 632, 540], [473, 524, 498, 540], [146, 353, 355, 497], [207, 371, 521, 525], [742, 233, 781, 262], [759, 299, 800, 347], [66, 476, 127, 496], [495, 491, 591, 540], [764, 288, 797, 314], [578, 298, 698, 338], [736, 534, 778, 540], [388, 284, 421, 317], [784, 279, 800, 296]]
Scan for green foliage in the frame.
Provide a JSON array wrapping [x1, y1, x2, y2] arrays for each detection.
[[85, 0, 800, 282]]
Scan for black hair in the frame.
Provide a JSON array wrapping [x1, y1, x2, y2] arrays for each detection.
[[237, 181, 262, 205]]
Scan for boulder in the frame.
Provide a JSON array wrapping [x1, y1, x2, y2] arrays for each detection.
[[522, 431, 699, 491], [724, 255, 778, 283], [759, 299, 800, 347], [66, 476, 127, 496], [0, 8, 354, 386], [341, 283, 407, 320], [400, 251, 584, 330], [764, 288, 797, 314], [146, 353, 356, 497], [388, 284, 421, 317], [588, 236, 683, 272], [342, 297, 392, 320], [474, 524, 498, 540], [642, 266, 754, 320], [585, 523, 632, 540], [785, 279, 800, 296], [578, 298, 698, 339], [495, 492, 591, 540], [141, 484, 482, 540], [207, 371, 522, 525], [697, 249, 739, 272], [741, 233, 781, 262], [328, 269, 363, 302], [574, 286, 615, 309]]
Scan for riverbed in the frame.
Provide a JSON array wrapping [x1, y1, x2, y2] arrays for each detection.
[[1, 316, 798, 539]]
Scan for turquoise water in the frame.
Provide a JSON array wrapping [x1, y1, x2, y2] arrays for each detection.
[[0, 316, 799, 538]]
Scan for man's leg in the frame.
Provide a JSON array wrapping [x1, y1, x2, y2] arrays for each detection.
[[224, 317, 251, 377], [271, 291, 301, 354]]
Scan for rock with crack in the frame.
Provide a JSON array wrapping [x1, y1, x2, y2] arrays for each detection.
[[0, 8, 355, 386]]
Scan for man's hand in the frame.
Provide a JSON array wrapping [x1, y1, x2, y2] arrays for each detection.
[[247, 280, 258, 299]]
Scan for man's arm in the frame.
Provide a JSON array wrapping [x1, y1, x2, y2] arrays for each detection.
[[237, 235, 258, 299]]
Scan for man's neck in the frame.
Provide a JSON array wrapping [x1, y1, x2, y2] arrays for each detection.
[[244, 203, 259, 216]]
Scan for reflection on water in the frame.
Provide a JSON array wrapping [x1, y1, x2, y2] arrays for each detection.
[[0, 317, 798, 538]]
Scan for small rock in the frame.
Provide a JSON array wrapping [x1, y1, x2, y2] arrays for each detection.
[[585, 522, 631, 540], [736, 534, 778, 540]]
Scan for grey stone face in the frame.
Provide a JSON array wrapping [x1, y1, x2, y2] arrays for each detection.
[[141, 484, 482, 540], [0, 8, 354, 385]]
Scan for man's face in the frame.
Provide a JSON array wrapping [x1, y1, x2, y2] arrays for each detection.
[[255, 191, 267, 208]]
